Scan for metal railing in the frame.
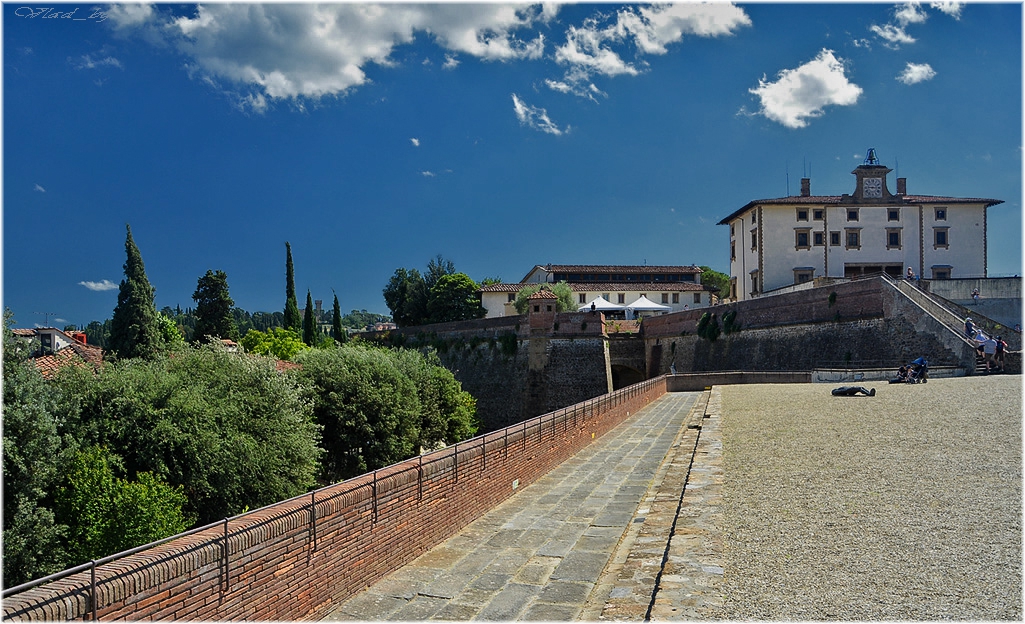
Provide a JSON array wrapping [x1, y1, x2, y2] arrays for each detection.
[[2, 376, 666, 619]]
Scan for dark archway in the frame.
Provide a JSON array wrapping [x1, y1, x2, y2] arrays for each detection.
[[611, 364, 645, 390]]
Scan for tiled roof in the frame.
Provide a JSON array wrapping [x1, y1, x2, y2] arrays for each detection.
[[718, 194, 1004, 225], [521, 264, 701, 281], [11, 328, 36, 337], [32, 342, 104, 378], [481, 282, 711, 293], [528, 288, 558, 300]]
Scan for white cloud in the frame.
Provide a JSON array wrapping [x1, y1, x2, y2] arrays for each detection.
[[33, 184, 45, 193], [511, 94, 566, 135], [79, 279, 119, 291], [748, 49, 863, 129], [71, 54, 123, 70], [897, 62, 936, 84], [870, 23, 916, 47], [551, 4, 750, 99], [410, 138, 420, 147], [124, 4, 554, 111], [421, 170, 436, 177], [105, 3, 156, 30], [895, 2, 929, 26], [929, 2, 964, 19]]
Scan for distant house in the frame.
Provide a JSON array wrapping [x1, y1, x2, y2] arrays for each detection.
[[718, 149, 1004, 301], [480, 264, 717, 319], [12, 327, 104, 378]]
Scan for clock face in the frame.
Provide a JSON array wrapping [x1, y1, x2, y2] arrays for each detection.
[[863, 177, 882, 198]]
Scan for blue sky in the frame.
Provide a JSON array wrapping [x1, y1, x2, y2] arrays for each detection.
[[4, 2, 1021, 329]]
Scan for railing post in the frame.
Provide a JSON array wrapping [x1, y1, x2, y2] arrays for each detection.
[[372, 470, 378, 523], [504, 426, 509, 460], [310, 492, 317, 550], [418, 455, 423, 501], [482, 435, 486, 471], [221, 518, 228, 592], [454, 443, 458, 483], [90, 560, 97, 621]]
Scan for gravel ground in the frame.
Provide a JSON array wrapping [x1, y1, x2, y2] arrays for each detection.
[[719, 375, 1022, 620]]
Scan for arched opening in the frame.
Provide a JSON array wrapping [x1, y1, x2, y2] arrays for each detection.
[[611, 364, 645, 390]]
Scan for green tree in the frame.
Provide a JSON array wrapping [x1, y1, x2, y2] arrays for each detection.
[[240, 327, 309, 360], [63, 344, 321, 526], [425, 254, 456, 290], [296, 345, 418, 480], [340, 309, 391, 330], [55, 446, 191, 566], [283, 242, 302, 332], [699, 266, 730, 302], [513, 282, 575, 314], [108, 225, 164, 359], [383, 268, 428, 327], [302, 290, 316, 346], [156, 313, 185, 348], [193, 270, 239, 342], [2, 309, 71, 586], [427, 273, 487, 323], [331, 293, 346, 343]]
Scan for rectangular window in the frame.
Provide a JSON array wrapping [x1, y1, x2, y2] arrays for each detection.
[[813, 231, 825, 246], [794, 270, 813, 284], [888, 209, 900, 221], [813, 209, 825, 221], [932, 267, 951, 279], [934, 227, 949, 249], [672, 293, 680, 304], [750, 229, 757, 251], [731, 240, 736, 261], [693, 293, 701, 304], [935, 208, 947, 221], [507, 293, 515, 302], [617, 293, 625, 304], [795, 228, 811, 249], [886, 228, 902, 250], [845, 228, 861, 249], [830, 231, 841, 246], [796, 208, 809, 221], [847, 208, 859, 222], [750, 271, 759, 295], [579, 293, 587, 304], [661, 293, 669, 304], [602, 293, 610, 302]]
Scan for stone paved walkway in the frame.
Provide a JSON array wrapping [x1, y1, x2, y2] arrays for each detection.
[[322, 391, 705, 621]]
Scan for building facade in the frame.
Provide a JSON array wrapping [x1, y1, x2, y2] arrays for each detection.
[[480, 264, 716, 318], [718, 150, 1003, 301]]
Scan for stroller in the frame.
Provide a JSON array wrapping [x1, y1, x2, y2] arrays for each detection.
[[890, 357, 928, 384]]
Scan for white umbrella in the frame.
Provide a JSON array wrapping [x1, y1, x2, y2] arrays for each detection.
[[579, 296, 625, 312], [624, 295, 671, 311]]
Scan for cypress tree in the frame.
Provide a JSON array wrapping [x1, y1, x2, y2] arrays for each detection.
[[108, 225, 163, 359], [192, 270, 239, 342], [331, 293, 345, 344], [302, 290, 316, 346], [283, 242, 302, 332]]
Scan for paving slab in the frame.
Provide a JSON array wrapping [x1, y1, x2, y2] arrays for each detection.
[[321, 391, 700, 621]]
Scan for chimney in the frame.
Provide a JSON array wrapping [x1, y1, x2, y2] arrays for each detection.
[[896, 177, 906, 195], [800, 178, 810, 197]]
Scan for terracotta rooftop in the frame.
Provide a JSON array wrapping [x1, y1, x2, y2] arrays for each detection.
[[528, 288, 559, 300], [718, 193, 1004, 225], [32, 341, 104, 378], [480, 282, 712, 293]]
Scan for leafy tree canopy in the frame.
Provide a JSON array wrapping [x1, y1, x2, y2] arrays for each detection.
[[699, 266, 730, 301], [240, 327, 309, 361], [513, 282, 575, 314], [427, 273, 487, 324], [108, 225, 163, 359], [192, 270, 239, 342]]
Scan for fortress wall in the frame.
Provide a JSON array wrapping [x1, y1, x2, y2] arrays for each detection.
[[3, 378, 666, 622]]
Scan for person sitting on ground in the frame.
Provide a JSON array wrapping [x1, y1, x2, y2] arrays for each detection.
[[831, 386, 876, 397]]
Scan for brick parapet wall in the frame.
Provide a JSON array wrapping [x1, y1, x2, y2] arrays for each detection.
[[3, 378, 666, 622]]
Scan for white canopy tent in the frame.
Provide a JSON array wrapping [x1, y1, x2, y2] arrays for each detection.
[[624, 295, 671, 319], [578, 296, 625, 312]]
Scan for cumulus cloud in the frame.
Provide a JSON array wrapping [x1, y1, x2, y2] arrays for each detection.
[[748, 49, 863, 129], [550, 4, 750, 99], [79, 279, 119, 291], [110, 4, 554, 112], [894, 2, 929, 26], [512, 94, 566, 135], [870, 23, 916, 47], [929, 2, 964, 19], [897, 62, 936, 84]]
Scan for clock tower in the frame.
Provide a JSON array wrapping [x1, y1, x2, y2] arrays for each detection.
[[850, 147, 894, 202]]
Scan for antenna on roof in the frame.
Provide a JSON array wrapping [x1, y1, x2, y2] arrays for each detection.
[[786, 161, 790, 196], [34, 311, 58, 327]]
